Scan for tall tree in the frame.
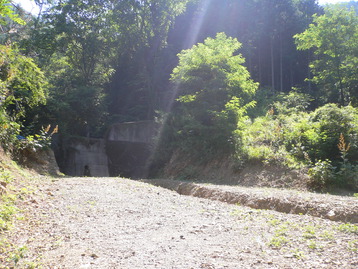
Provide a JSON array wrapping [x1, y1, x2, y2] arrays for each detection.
[[107, 0, 192, 121], [167, 0, 321, 94], [169, 33, 258, 157], [295, 6, 358, 106], [34, 0, 120, 136]]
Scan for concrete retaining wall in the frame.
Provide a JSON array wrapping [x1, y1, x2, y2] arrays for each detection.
[[107, 121, 157, 143], [56, 121, 158, 178], [64, 138, 109, 177]]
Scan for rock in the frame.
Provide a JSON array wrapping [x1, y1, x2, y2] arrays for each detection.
[[90, 254, 99, 259], [327, 210, 336, 220]]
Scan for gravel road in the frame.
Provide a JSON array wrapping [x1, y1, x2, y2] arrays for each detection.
[[11, 177, 358, 268]]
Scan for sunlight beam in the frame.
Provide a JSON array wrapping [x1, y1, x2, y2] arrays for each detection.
[[145, 0, 213, 177]]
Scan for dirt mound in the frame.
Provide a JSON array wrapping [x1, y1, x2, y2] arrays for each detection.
[[161, 152, 309, 190], [144, 178, 358, 223], [17, 148, 60, 176]]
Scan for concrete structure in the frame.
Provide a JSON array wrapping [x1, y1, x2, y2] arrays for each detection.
[[107, 121, 157, 143], [56, 121, 158, 178], [106, 121, 158, 178], [64, 138, 109, 177]]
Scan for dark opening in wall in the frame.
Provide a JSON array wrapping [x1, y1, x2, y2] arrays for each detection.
[[106, 141, 151, 178]]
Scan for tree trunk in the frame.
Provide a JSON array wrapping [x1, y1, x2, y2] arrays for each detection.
[[280, 37, 283, 92], [270, 37, 275, 91]]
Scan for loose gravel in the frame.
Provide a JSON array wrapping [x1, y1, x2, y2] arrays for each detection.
[[6, 177, 358, 269]]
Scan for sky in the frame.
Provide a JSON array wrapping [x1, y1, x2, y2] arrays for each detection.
[[12, 0, 357, 14]]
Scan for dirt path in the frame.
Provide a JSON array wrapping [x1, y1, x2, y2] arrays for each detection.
[[12, 177, 358, 268]]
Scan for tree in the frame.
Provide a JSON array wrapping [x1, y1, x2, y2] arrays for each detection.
[[33, 0, 192, 135], [169, 33, 258, 158], [0, 44, 48, 151], [167, 0, 322, 97], [0, 44, 47, 124], [0, 0, 25, 26], [32, 0, 121, 136], [108, 0, 192, 121], [294, 6, 358, 106]]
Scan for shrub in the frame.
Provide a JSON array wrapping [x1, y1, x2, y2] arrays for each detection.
[[241, 99, 358, 190], [0, 108, 20, 152], [308, 160, 335, 190], [168, 33, 258, 161], [309, 104, 358, 163]]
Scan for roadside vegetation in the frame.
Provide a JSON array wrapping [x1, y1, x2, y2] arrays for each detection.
[[0, 151, 39, 268]]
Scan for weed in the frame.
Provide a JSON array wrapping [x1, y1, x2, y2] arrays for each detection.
[[17, 187, 32, 200], [347, 240, 358, 252], [0, 197, 18, 231], [320, 230, 334, 240], [11, 245, 28, 265], [303, 225, 316, 239], [292, 248, 306, 259], [274, 223, 289, 236], [268, 218, 280, 226], [0, 169, 14, 183], [307, 240, 320, 250], [337, 223, 358, 235], [230, 208, 243, 217], [86, 200, 97, 206], [0, 238, 10, 251], [24, 261, 39, 269], [268, 235, 289, 248]]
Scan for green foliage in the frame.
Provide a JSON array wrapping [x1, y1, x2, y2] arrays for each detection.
[[268, 235, 289, 248], [172, 33, 257, 99], [0, 108, 20, 151], [294, 6, 358, 106], [16, 127, 52, 152], [274, 90, 313, 115], [44, 0, 117, 85], [309, 104, 358, 162], [29, 0, 120, 137], [337, 223, 358, 235], [246, 87, 280, 118], [0, 0, 25, 26], [243, 94, 358, 190], [168, 33, 258, 159], [0, 44, 48, 152], [0, 45, 48, 119], [0, 190, 17, 231], [308, 160, 335, 190]]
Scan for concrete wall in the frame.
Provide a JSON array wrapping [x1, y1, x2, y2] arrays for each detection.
[[106, 121, 158, 178], [107, 121, 158, 143], [64, 138, 109, 177], [55, 121, 158, 178]]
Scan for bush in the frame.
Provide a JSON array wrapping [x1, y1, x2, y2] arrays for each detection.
[[0, 108, 20, 152], [168, 33, 257, 161], [309, 104, 358, 163], [242, 101, 358, 190], [308, 160, 335, 190]]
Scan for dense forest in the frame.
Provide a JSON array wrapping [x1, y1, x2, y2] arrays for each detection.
[[0, 0, 357, 191]]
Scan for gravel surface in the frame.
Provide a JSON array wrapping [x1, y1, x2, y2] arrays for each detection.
[[145, 179, 358, 223], [8, 177, 358, 268]]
